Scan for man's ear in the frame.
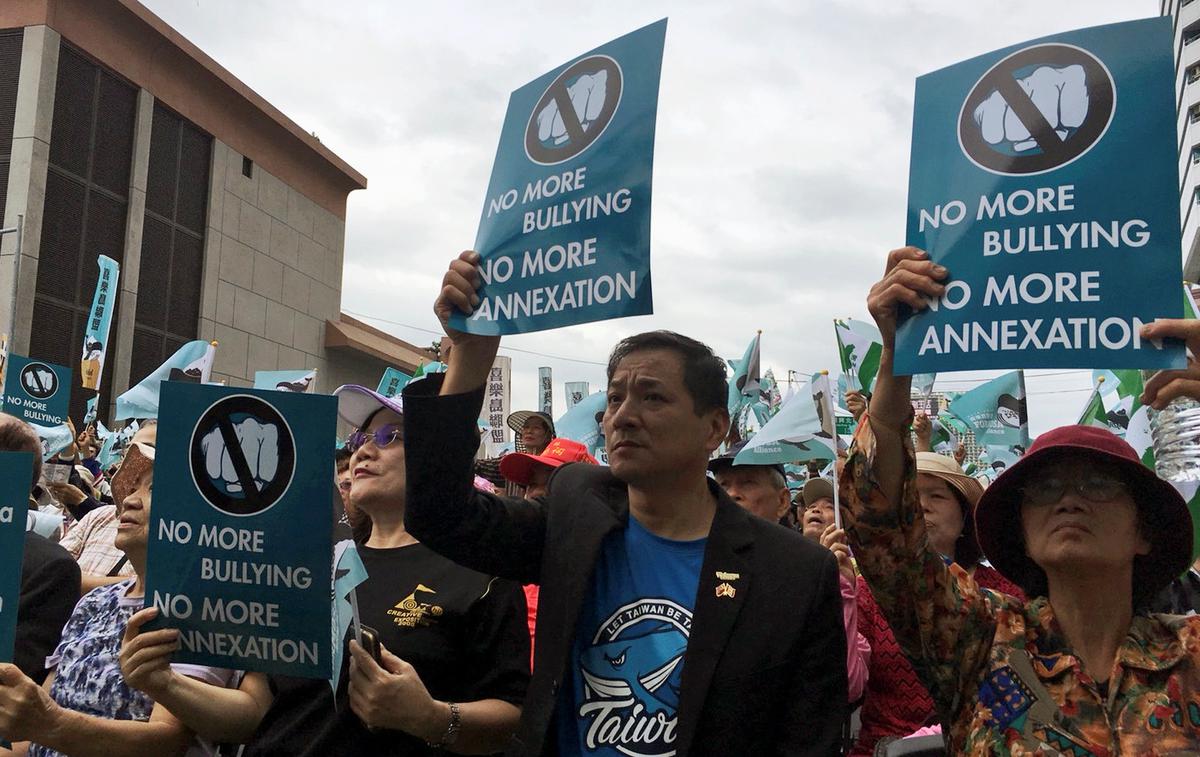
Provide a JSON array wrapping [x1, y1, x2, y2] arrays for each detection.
[[705, 408, 730, 453], [775, 489, 791, 521]]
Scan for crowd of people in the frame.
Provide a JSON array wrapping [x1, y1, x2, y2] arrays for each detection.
[[1, 245, 1200, 755]]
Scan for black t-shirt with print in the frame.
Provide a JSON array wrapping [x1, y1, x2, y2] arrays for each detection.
[[245, 543, 530, 757]]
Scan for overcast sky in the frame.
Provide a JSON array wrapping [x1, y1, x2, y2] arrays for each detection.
[[142, 0, 1162, 437]]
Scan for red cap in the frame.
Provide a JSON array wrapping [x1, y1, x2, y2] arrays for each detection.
[[499, 438, 598, 485], [975, 424, 1192, 598]]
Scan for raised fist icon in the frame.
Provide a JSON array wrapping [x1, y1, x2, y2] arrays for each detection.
[[973, 64, 1088, 152], [536, 70, 609, 145], [23, 367, 55, 394], [201, 417, 280, 495]]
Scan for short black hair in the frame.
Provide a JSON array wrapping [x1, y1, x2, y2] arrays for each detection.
[[606, 331, 727, 416], [0, 413, 42, 491], [334, 445, 352, 465]]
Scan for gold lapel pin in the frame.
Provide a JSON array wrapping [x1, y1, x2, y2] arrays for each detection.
[[715, 582, 737, 599], [715, 571, 740, 581]]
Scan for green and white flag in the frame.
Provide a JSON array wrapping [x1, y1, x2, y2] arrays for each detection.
[[1077, 384, 1108, 429], [834, 319, 882, 394]]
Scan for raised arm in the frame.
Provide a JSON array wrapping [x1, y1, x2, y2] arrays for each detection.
[[842, 247, 998, 725], [119, 607, 272, 744], [402, 251, 547, 583]]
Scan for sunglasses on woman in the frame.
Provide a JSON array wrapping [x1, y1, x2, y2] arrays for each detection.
[[345, 423, 403, 453]]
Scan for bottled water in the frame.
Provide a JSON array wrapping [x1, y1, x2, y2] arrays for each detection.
[[1149, 396, 1200, 483]]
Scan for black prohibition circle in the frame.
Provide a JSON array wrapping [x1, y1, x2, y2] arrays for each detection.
[[189, 394, 296, 517], [21, 362, 58, 399], [524, 55, 623, 166], [958, 44, 1115, 176]]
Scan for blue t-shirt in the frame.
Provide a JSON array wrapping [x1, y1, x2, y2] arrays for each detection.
[[557, 516, 706, 757]]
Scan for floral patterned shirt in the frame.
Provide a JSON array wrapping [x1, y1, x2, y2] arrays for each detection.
[[844, 419, 1200, 756], [29, 579, 237, 757]]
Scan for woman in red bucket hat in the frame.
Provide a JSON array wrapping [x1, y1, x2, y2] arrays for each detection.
[[841, 247, 1200, 755]]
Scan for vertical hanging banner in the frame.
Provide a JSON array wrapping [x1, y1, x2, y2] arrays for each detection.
[[452, 19, 667, 335], [484, 356, 512, 456], [81, 255, 120, 391], [0, 452, 33, 666], [538, 367, 553, 416], [3, 355, 71, 427], [144, 382, 336, 678], [564, 381, 590, 411], [897, 18, 1185, 374]]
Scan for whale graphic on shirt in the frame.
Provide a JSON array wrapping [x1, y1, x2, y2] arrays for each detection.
[[580, 623, 687, 716]]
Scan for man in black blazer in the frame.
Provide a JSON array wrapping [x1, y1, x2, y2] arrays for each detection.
[[402, 251, 847, 756]]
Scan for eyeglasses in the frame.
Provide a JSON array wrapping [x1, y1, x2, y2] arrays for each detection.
[[1021, 474, 1128, 506], [346, 424, 403, 453]]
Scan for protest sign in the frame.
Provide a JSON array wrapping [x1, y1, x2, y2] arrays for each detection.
[[81, 255, 120, 391], [145, 382, 335, 678], [898, 18, 1185, 373], [253, 369, 316, 393], [453, 19, 667, 335], [376, 367, 411, 398], [3, 354, 70, 427], [0, 452, 32, 666]]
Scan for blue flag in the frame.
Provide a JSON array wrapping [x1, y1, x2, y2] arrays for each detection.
[[330, 540, 368, 693], [897, 18, 1185, 374], [254, 369, 316, 393], [453, 20, 666, 335], [555, 390, 608, 460], [114, 340, 213, 421]]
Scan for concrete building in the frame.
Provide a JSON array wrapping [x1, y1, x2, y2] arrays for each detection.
[[1163, 0, 1200, 280], [0, 0, 432, 424]]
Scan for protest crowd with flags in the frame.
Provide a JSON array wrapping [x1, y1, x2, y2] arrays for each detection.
[[6, 8, 1200, 757]]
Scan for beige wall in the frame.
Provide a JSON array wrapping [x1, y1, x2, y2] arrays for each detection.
[[200, 139, 346, 392]]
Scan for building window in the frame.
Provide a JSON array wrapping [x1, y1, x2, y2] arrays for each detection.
[[1191, 104, 1200, 124], [1192, 146, 1200, 165], [242, 156, 253, 178], [31, 42, 136, 425], [1190, 63, 1200, 84], [131, 102, 211, 389], [0, 30, 22, 228], [1187, 24, 1200, 46]]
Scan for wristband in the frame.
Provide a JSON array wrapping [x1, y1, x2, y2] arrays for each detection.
[[427, 701, 461, 748]]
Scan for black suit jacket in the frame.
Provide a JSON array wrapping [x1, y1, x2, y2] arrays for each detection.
[[17, 531, 81, 684], [404, 376, 847, 756]]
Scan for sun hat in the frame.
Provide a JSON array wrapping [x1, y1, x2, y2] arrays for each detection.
[[111, 442, 155, 508], [706, 440, 786, 480], [333, 385, 403, 429], [916, 451, 984, 567], [975, 424, 1192, 598], [506, 411, 557, 453], [801, 477, 834, 507], [499, 437, 598, 485], [915, 452, 984, 508]]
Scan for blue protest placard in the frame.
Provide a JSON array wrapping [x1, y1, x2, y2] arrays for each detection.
[[3, 354, 71, 427], [452, 19, 667, 335], [144, 382, 336, 678], [897, 18, 1185, 374], [375, 367, 411, 398], [0, 452, 33, 665]]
